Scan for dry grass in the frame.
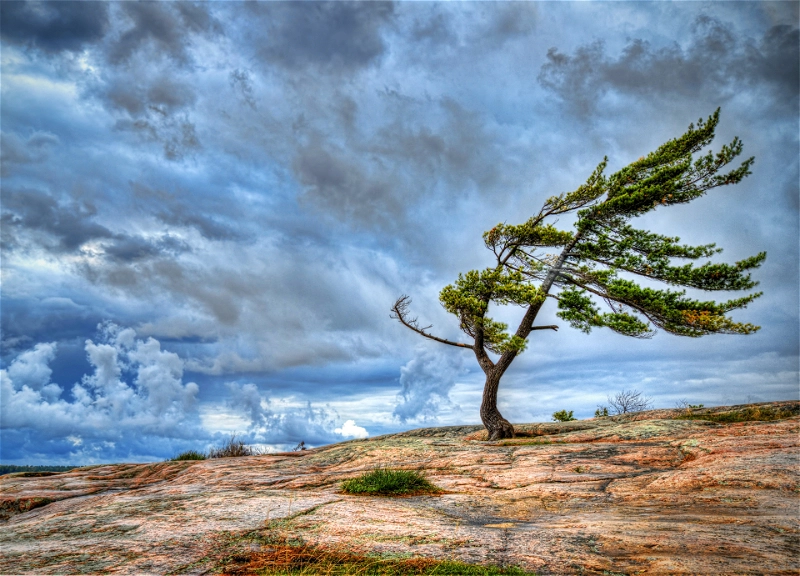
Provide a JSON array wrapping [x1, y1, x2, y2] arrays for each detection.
[[209, 433, 263, 458], [218, 541, 533, 575]]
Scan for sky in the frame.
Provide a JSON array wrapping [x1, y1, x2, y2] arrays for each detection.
[[1, 1, 798, 465]]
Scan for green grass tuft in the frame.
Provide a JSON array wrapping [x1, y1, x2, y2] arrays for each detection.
[[341, 468, 442, 496], [171, 450, 207, 461]]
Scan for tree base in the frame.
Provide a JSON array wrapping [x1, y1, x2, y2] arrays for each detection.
[[485, 418, 515, 440]]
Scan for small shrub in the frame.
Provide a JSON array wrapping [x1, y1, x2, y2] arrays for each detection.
[[171, 450, 206, 461], [209, 433, 259, 458], [594, 406, 609, 418], [552, 410, 577, 422], [608, 389, 653, 414], [676, 400, 704, 410], [341, 468, 442, 496]]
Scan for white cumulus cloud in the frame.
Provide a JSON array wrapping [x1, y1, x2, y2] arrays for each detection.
[[1, 323, 202, 463], [335, 419, 368, 439]]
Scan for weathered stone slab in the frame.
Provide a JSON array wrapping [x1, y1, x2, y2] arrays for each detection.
[[1, 401, 798, 575]]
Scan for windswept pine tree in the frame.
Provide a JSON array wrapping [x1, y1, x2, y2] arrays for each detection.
[[392, 110, 765, 439]]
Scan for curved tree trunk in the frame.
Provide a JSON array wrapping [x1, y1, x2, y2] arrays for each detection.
[[480, 371, 515, 440]]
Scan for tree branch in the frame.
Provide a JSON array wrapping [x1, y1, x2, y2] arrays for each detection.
[[530, 325, 559, 331], [555, 273, 661, 331], [495, 234, 583, 375], [391, 296, 473, 349]]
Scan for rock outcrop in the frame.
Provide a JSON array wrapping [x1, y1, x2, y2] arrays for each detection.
[[1, 401, 798, 575]]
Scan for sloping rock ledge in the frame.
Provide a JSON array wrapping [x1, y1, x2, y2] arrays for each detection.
[[1, 401, 798, 575]]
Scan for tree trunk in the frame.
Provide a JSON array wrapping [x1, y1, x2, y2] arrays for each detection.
[[480, 371, 515, 440]]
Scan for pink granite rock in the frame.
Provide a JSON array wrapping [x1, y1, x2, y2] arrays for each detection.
[[1, 401, 798, 575]]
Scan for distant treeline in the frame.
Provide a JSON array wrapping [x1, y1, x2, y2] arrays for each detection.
[[0, 465, 81, 476]]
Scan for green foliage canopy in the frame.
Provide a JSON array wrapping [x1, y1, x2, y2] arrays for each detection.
[[437, 109, 763, 353]]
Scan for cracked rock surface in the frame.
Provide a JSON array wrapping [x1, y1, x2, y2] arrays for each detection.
[[1, 402, 798, 575]]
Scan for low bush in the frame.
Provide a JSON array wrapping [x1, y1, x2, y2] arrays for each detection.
[[341, 468, 442, 496], [675, 400, 704, 410], [171, 450, 207, 461], [552, 410, 576, 422], [209, 434, 261, 458]]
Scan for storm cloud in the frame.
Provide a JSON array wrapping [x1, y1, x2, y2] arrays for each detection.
[[243, 1, 394, 73], [538, 15, 799, 114], [2, 2, 797, 464], [0, 1, 110, 53]]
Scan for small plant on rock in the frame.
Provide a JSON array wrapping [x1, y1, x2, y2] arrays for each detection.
[[608, 389, 653, 414], [552, 409, 577, 422], [208, 433, 259, 458], [341, 467, 442, 496], [594, 406, 609, 418], [171, 450, 206, 461], [676, 399, 705, 411]]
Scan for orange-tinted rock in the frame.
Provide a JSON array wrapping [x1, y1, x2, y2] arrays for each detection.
[[1, 401, 798, 575]]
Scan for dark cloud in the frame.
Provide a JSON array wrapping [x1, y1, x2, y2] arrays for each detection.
[[130, 182, 246, 242], [229, 69, 257, 111], [538, 15, 799, 113], [0, 1, 109, 53], [750, 23, 799, 99], [113, 113, 200, 161], [102, 236, 165, 263], [245, 1, 394, 72], [1, 131, 59, 176], [405, 3, 536, 55], [293, 97, 506, 229], [0, 298, 101, 366], [108, 1, 221, 65], [293, 139, 400, 228], [1, 188, 114, 253], [106, 75, 197, 116], [155, 208, 242, 242], [0, 188, 190, 263], [410, 12, 456, 45], [483, 2, 537, 44], [374, 98, 503, 191]]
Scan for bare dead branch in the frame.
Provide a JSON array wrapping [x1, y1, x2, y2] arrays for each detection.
[[607, 389, 653, 414], [391, 296, 473, 349]]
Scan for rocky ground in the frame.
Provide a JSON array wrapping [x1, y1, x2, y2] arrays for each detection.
[[1, 401, 798, 575]]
